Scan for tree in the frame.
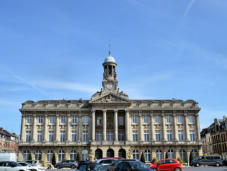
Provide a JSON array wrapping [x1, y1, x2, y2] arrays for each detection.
[[177, 157, 183, 164], [28, 153, 32, 161], [76, 152, 81, 161], [165, 152, 168, 159], [52, 153, 56, 166], [151, 157, 158, 164], [140, 152, 145, 163]]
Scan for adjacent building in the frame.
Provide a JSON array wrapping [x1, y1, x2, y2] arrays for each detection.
[[0, 127, 18, 153], [18, 53, 202, 164], [201, 116, 227, 158]]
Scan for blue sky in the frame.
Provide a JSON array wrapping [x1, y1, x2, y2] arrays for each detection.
[[0, 0, 227, 135]]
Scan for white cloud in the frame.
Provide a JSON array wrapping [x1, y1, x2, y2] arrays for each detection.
[[184, 0, 196, 17]]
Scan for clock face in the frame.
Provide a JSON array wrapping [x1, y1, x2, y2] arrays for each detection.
[[106, 83, 113, 89]]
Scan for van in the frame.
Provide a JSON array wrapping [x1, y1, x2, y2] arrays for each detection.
[[191, 155, 223, 167]]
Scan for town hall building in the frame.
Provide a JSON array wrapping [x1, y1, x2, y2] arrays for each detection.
[[18, 52, 202, 164]]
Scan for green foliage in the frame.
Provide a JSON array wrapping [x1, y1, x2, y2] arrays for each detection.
[[41, 160, 45, 167], [165, 153, 168, 159], [152, 157, 158, 164], [76, 152, 81, 161], [177, 157, 183, 164], [140, 152, 145, 163], [52, 153, 56, 165], [28, 153, 32, 161]]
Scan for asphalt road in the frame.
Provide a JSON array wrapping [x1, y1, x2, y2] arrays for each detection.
[[46, 167, 227, 171]]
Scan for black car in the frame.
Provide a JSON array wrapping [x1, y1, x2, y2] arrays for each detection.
[[191, 155, 223, 167], [54, 160, 78, 169], [77, 162, 106, 171], [114, 160, 152, 171]]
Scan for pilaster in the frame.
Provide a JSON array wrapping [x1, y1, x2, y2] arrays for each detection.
[[32, 115, 37, 142], [103, 110, 107, 141], [44, 114, 48, 142], [114, 110, 118, 142]]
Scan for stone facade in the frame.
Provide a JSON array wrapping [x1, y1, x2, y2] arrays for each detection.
[[0, 127, 18, 153], [201, 116, 227, 158], [18, 53, 202, 165]]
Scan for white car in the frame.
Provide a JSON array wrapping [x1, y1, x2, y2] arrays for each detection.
[[18, 162, 44, 171], [0, 161, 30, 171]]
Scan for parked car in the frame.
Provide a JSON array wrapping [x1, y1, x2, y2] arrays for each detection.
[[0, 161, 30, 171], [191, 155, 223, 167], [25, 161, 41, 167], [18, 162, 45, 171], [106, 159, 125, 171], [114, 160, 152, 171], [96, 158, 119, 166], [151, 159, 182, 171], [54, 160, 78, 169], [76, 162, 107, 171]]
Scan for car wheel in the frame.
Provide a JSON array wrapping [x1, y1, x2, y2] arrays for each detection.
[[175, 168, 181, 171], [71, 165, 76, 169], [216, 163, 220, 167], [196, 163, 200, 167], [57, 166, 61, 169]]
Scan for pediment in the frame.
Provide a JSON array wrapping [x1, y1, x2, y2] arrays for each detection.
[[90, 92, 130, 103]]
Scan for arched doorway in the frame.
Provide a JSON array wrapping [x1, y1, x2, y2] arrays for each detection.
[[118, 149, 126, 158], [82, 150, 89, 161], [107, 149, 114, 157], [95, 149, 103, 159]]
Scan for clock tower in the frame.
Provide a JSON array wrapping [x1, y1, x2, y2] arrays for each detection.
[[102, 51, 118, 91]]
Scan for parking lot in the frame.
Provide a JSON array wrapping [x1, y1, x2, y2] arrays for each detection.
[[46, 167, 227, 171]]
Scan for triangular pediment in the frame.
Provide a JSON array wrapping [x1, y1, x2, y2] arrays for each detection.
[[90, 92, 130, 103]]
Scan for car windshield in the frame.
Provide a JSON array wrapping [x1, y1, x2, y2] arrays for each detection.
[[129, 161, 150, 169], [89, 164, 99, 169]]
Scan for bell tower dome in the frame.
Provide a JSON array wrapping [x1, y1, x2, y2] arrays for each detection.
[[102, 51, 118, 91]]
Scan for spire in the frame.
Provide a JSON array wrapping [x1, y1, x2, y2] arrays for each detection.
[[108, 43, 111, 56]]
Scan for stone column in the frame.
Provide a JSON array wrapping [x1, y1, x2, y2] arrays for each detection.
[[173, 113, 178, 141], [67, 114, 71, 142], [125, 110, 129, 141], [92, 110, 96, 141], [32, 115, 37, 142], [55, 114, 60, 142], [44, 114, 48, 142], [195, 114, 201, 141], [187, 150, 191, 166], [139, 113, 143, 141], [21, 115, 26, 142], [162, 112, 166, 141], [150, 113, 155, 141], [78, 114, 81, 142], [184, 112, 189, 142], [114, 110, 118, 141], [103, 110, 107, 141]]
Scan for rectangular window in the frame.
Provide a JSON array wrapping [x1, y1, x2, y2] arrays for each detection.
[[49, 131, 54, 142], [96, 131, 102, 142], [49, 116, 55, 124], [118, 131, 124, 141], [61, 116, 66, 124], [166, 116, 172, 124], [190, 130, 196, 141], [144, 130, 150, 142], [167, 130, 173, 142], [132, 115, 138, 124], [133, 130, 138, 142], [189, 116, 195, 124], [97, 117, 102, 126], [155, 130, 161, 142], [107, 131, 113, 141], [26, 116, 32, 124], [72, 130, 77, 142], [72, 116, 78, 125], [82, 116, 88, 125], [37, 131, 43, 142], [178, 130, 184, 141], [82, 130, 88, 142], [38, 116, 44, 124], [144, 115, 150, 124], [119, 116, 124, 126], [155, 116, 161, 124], [177, 116, 183, 124], [60, 131, 66, 142], [26, 131, 31, 142]]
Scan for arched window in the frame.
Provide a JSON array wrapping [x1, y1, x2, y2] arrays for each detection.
[[95, 149, 103, 159], [144, 149, 151, 162], [167, 149, 174, 159], [107, 149, 114, 157], [23, 150, 30, 161], [47, 150, 53, 162], [180, 149, 187, 163], [59, 150, 65, 162], [191, 149, 198, 161], [35, 150, 42, 160], [118, 149, 126, 158], [70, 150, 77, 160], [82, 150, 88, 161], [133, 150, 139, 160], [156, 149, 162, 161]]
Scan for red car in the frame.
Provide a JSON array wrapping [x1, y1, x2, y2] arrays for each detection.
[[151, 159, 182, 171]]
